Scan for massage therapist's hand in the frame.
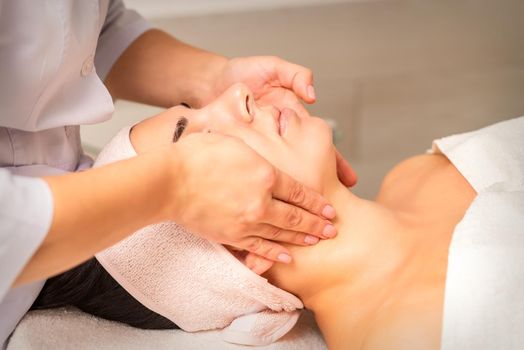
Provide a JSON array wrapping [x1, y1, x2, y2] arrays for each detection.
[[105, 30, 356, 186], [210, 56, 357, 187], [211, 56, 315, 118], [161, 132, 336, 264]]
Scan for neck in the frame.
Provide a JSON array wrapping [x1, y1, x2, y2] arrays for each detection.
[[311, 182, 415, 335], [268, 180, 428, 348], [264, 156, 475, 349]]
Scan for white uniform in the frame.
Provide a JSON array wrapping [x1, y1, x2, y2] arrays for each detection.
[[0, 0, 150, 347]]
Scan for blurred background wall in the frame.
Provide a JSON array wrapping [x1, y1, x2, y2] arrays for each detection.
[[82, 0, 524, 199]]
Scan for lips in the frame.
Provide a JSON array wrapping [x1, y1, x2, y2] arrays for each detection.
[[279, 108, 293, 136], [268, 107, 282, 136], [275, 109, 282, 136]]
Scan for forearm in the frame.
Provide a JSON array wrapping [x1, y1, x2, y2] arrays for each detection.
[[105, 29, 227, 108], [15, 149, 176, 285]]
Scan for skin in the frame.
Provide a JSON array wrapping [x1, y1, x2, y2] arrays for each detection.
[[130, 84, 338, 272], [131, 83, 477, 349], [267, 157, 476, 350], [105, 29, 357, 187], [15, 29, 343, 285]]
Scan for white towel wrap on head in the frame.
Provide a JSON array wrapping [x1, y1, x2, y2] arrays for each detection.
[[94, 126, 304, 346]]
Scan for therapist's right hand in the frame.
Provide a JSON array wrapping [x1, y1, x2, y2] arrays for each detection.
[[165, 132, 336, 264]]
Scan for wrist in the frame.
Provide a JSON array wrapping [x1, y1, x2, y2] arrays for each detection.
[[138, 146, 183, 223], [188, 54, 228, 108]]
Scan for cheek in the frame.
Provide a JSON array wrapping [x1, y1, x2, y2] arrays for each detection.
[[235, 125, 336, 193], [228, 132, 303, 183], [295, 126, 337, 191], [309, 119, 337, 162], [205, 105, 248, 135]]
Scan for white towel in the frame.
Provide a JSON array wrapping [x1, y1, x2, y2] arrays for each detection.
[[93, 127, 304, 346], [7, 308, 326, 350], [431, 116, 524, 349]]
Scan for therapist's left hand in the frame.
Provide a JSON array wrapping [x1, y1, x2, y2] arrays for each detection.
[[211, 56, 314, 118], [210, 56, 357, 188]]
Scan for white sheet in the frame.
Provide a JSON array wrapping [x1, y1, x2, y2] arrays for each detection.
[[432, 116, 524, 349], [441, 191, 524, 350], [7, 308, 326, 350]]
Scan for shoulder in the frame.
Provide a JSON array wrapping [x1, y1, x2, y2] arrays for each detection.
[[377, 154, 476, 217]]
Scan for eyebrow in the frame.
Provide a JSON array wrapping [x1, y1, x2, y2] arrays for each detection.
[[172, 117, 188, 143]]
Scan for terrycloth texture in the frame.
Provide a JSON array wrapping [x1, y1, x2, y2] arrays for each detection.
[[7, 308, 326, 350], [93, 127, 304, 346], [431, 116, 524, 193], [431, 116, 524, 350]]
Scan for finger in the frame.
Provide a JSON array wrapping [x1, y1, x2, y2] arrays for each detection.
[[258, 224, 321, 246], [271, 169, 336, 219], [223, 245, 274, 274], [335, 148, 358, 187], [264, 199, 336, 239], [242, 237, 293, 264], [261, 89, 310, 119], [245, 253, 274, 275], [271, 57, 315, 104], [224, 244, 249, 262], [286, 99, 310, 119]]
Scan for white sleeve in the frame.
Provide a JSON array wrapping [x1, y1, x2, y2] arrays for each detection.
[[0, 169, 53, 302], [95, 0, 152, 80]]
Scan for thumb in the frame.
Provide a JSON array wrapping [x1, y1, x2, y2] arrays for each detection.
[[273, 57, 316, 104]]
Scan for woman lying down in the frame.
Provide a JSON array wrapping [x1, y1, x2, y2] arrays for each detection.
[[31, 83, 524, 350]]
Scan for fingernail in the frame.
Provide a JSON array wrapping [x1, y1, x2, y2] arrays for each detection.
[[322, 224, 337, 238], [307, 85, 316, 100], [305, 235, 320, 245], [278, 253, 292, 263], [322, 205, 336, 219]]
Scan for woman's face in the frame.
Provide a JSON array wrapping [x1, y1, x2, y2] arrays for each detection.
[[160, 83, 337, 193]]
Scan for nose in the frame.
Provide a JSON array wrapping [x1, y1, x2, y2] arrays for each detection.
[[221, 83, 254, 123]]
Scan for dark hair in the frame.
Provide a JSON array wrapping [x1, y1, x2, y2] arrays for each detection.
[[31, 257, 179, 330]]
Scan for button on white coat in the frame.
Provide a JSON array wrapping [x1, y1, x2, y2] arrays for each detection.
[[81, 55, 95, 77]]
